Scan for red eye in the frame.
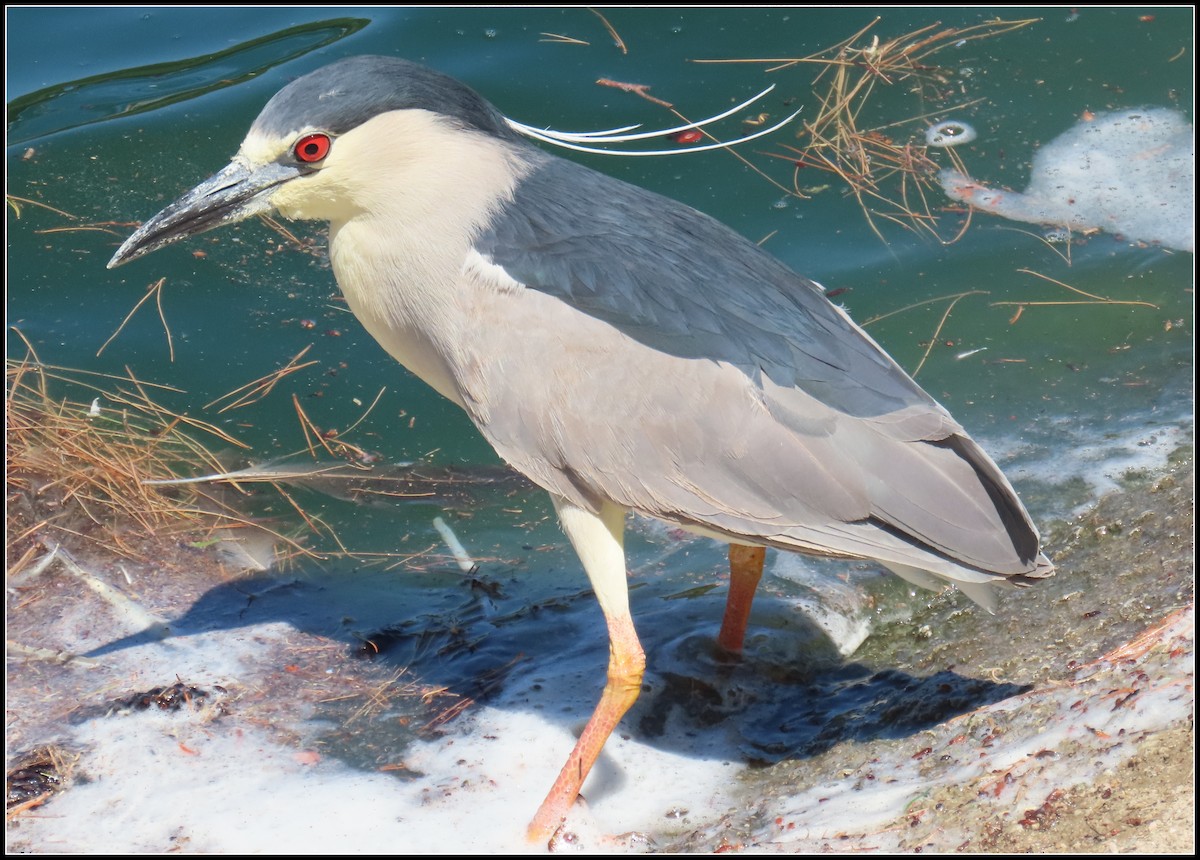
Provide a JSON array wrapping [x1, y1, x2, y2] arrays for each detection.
[[294, 132, 331, 163]]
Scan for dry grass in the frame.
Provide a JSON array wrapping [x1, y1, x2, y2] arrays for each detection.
[[5, 341, 457, 577], [698, 16, 1038, 242], [5, 340, 271, 567]]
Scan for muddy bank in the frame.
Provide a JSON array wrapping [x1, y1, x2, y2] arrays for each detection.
[[6, 451, 1193, 853]]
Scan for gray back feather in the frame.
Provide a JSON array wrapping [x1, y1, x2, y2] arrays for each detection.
[[476, 155, 940, 421]]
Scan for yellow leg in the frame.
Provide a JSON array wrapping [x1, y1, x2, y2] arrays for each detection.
[[716, 544, 765, 654], [528, 498, 646, 844]]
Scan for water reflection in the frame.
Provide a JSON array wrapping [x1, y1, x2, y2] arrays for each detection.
[[7, 18, 369, 144]]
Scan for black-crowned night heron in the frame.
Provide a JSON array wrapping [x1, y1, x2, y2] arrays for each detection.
[[108, 56, 1053, 842]]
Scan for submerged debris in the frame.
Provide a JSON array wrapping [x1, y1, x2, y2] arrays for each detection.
[[65, 682, 227, 726], [113, 682, 215, 714], [6, 746, 79, 814]]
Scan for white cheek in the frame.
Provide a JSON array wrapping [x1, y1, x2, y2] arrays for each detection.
[[239, 131, 287, 164], [271, 170, 356, 222]]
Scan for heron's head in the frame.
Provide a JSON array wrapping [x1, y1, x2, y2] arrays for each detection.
[[108, 56, 523, 268]]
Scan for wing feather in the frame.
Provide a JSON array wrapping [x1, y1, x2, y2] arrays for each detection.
[[458, 151, 1048, 587]]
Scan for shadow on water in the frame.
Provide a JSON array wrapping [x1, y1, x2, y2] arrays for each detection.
[[82, 554, 1027, 769]]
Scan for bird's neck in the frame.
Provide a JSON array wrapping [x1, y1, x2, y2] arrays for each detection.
[[323, 144, 531, 407]]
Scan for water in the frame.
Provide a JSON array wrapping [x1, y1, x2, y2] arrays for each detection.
[[6, 7, 1193, 852]]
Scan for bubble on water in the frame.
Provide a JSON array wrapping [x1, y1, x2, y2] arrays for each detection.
[[926, 120, 977, 147]]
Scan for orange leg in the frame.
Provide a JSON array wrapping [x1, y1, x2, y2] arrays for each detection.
[[529, 498, 645, 843], [526, 604, 645, 843], [716, 544, 765, 654]]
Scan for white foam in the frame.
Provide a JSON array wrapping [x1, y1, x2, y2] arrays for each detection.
[[941, 108, 1194, 252], [984, 415, 1190, 517], [771, 554, 877, 657], [11, 647, 743, 853]]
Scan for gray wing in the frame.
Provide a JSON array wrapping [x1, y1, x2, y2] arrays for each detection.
[[466, 154, 1045, 580], [476, 156, 940, 425]]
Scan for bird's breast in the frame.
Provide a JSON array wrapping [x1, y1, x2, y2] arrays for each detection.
[[327, 219, 467, 407]]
